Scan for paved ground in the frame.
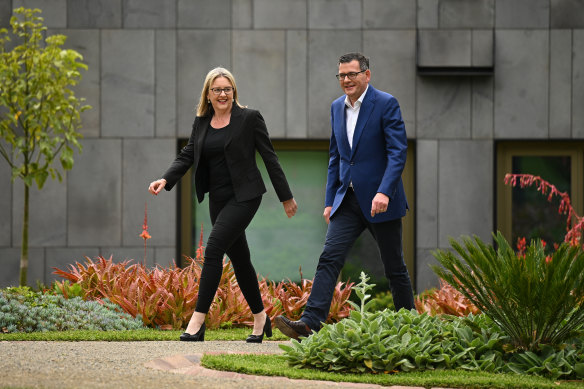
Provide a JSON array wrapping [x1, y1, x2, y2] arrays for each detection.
[[0, 340, 428, 389]]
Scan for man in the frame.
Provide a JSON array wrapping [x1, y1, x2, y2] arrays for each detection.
[[275, 52, 414, 340]]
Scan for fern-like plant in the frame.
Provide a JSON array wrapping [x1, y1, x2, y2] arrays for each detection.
[[432, 232, 584, 351]]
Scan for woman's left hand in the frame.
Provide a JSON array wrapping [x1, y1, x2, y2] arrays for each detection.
[[282, 198, 298, 218]]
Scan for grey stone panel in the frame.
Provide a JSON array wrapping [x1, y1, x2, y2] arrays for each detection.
[[154, 247, 177, 267], [254, 0, 307, 29], [364, 30, 416, 137], [177, 0, 231, 28], [155, 30, 177, 138], [574, 30, 584, 138], [46, 247, 99, 284], [495, 0, 549, 28], [232, 30, 286, 137], [308, 0, 362, 30], [49, 29, 100, 138], [417, 30, 471, 67], [417, 0, 439, 28], [123, 0, 176, 28], [0, 154, 11, 246], [416, 248, 441, 292], [494, 30, 549, 139], [551, 0, 584, 28], [232, 0, 252, 29], [101, 30, 155, 138], [13, 0, 67, 28], [99, 246, 156, 267], [0, 0, 11, 27], [471, 77, 494, 139], [416, 77, 471, 139], [67, 0, 122, 28], [438, 140, 493, 247], [0, 248, 45, 287], [363, 0, 416, 29], [12, 177, 66, 247], [67, 139, 122, 246], [550, 29, 572, 139], [472, 30, 494, 67], [307, 30, 362, 139], [177, 30, 231, 138], [416, 141, 438, 248], [439, 0, 495, 28], [122, 139, 176, 247], [286, 30, 308, 139]]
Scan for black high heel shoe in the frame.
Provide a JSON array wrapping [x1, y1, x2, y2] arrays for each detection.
[[180, 322, 205, 342], [246, 315, 272, 343]]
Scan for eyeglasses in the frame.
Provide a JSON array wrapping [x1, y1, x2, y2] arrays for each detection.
[[210, 87, 234, 95], [335, 70, 367, 81]]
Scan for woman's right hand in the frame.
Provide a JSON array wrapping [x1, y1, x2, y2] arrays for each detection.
[[148, 178, 167, 195]]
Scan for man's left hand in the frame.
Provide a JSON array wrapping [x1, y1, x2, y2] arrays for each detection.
[[370, 193, 389, 217]]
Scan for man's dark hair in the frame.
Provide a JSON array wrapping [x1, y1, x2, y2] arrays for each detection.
[[338, 53, 369, 71]]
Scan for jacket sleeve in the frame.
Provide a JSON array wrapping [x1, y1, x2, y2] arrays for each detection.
[[252, 111, 293, 202], [378, 97, 407, 199], [162, 118, 198, 191]]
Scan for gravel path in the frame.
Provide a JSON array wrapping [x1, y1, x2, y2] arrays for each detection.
[[0, 341, 416, 389]]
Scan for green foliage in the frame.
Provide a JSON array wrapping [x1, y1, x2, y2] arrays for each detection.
[[280, 272, 584, 380], [0, 8, 90, 286], [0, 288, 144, 333], [367, 290, 395, 312], [0, 7, 89, 187], [280, 272, 507, 374], [432, 232, 584, 351]]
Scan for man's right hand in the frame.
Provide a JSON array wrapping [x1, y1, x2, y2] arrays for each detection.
[[148, 178, 167, 195], [323, 206, 332, 224]]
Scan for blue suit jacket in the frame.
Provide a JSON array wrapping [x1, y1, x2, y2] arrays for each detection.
[[325, 85, 408, 223]]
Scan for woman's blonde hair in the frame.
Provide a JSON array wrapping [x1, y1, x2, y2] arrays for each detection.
[[196, 67, 243, 117]]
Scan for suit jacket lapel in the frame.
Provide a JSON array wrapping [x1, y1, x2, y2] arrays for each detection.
[[224, 104, 244, 149], [351, 86, 375, 158], [196, 115, 211, 157], [333, 100, 351, 155]]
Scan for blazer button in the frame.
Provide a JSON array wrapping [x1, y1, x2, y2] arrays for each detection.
[[350, 162, 355, 166]]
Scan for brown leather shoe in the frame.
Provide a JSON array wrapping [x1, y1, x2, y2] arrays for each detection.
[[274, 315, 312, 340]]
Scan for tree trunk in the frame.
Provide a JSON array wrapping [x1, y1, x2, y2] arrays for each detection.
[[19, 183, 29, 286]]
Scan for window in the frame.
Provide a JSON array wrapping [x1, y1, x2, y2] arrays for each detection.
[[496, 142, 584, 247], [179, 140, 415, 285]]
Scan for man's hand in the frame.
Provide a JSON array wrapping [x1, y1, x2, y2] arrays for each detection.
[[148, 179, 167, 195], [371, 193, 389, 217], [323, 206, 332, 224], [282, 198, 298, 218]]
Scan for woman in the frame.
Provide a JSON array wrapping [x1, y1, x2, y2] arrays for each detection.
[[148, 67, 297, 343]]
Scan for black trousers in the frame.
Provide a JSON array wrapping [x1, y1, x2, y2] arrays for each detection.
[[194, 195, 264, 314]]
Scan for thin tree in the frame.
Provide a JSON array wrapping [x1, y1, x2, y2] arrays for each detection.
[[0, 8, 90, 286]]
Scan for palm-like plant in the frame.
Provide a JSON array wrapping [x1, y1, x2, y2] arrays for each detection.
[[432, 232, 584, 351]]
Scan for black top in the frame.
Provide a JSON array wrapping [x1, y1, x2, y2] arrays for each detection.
[[202, 124, 235, 201]]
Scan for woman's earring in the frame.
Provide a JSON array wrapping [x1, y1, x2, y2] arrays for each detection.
[[207, 99, 211, 103]]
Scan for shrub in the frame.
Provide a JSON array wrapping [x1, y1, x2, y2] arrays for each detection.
[[280, 273, 506, 374], [432, 232, 584, 351], [53, 255, 353, 330], [280, 272, 584, 380], [0, 287, 143, 333], [415, 279, 480, 317]]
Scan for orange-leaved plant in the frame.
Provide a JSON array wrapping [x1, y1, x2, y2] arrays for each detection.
[[54, 225, 354, 330]]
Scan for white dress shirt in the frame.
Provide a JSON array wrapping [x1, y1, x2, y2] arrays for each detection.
[[344, 85, 369, 149]]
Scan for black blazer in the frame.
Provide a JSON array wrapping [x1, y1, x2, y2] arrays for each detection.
[[162, 104, 293, 203]]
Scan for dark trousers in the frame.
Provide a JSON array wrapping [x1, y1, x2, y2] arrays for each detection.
[[301, 188, 414, 331], [194, 195, 264, 314]]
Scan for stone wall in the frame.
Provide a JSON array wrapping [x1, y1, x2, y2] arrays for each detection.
[[0, 0, 583, 292]]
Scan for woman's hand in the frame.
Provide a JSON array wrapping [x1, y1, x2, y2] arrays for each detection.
[[148, 179, 167, 195], [282, 198, 298, 218]]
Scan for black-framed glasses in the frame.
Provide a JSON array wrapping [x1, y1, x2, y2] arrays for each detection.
[[210, 87, 234, 95], [335, 70, 367, 81]]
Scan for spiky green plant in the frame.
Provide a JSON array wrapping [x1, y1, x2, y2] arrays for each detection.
[[431, 232, 584, 351]]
